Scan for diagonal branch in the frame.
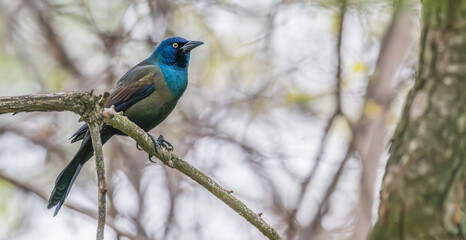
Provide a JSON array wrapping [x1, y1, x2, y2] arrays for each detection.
[[102, 108, 283, 240]]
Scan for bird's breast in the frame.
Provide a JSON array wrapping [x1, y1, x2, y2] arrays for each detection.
[[123, 80, 179, 131], [159, 65, 188, 97]]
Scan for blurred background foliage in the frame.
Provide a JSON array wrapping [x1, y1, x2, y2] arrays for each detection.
[[0, 0, 419, 239]]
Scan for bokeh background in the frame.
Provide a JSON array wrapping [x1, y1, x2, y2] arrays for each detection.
[[0, 0, 420, 239]]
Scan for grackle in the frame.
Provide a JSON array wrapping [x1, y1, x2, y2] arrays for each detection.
[[48, 37, 203, 216]]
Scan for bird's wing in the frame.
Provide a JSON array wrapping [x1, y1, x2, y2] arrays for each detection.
[[107, 64, 161, 110], [70, 64, 161, 143]]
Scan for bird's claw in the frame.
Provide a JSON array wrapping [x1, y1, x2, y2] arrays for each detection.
[[136, 142, 142, 151], [157, 135, 174, 151], [146, 134, 174, 163]]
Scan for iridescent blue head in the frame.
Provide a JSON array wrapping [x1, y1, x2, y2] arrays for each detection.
[[147, 37, 204, 68]]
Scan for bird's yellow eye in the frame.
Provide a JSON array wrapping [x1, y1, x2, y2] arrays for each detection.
[[172, 43, 178, 48]]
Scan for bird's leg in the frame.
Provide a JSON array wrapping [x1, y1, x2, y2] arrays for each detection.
[[141, 133, 174, 163], [147, 133, 158, 163]]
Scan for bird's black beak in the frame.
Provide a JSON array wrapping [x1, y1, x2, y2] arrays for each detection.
[[181, 41, 204, 52]]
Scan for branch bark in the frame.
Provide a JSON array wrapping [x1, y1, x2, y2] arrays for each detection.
[[0, 92, 283, 240]]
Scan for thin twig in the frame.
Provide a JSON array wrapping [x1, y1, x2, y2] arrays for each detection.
[[87, 121, 107, 240], [289, 1, 348, 238], [307, 146, 353, 235]]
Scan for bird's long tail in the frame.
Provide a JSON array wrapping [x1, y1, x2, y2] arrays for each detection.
[[47, 133, 111, 216]]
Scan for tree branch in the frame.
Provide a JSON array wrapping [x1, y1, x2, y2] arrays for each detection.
[[102, 108, 283, 240], [87, 121, 106, 240], [0, 92, 98, 115], [0, 91, 108, 239], [0, 92, 283, 240], [351, 1, 416, 239]]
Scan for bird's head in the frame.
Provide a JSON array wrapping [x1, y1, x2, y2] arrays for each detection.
[[148, 37, 204, 68]]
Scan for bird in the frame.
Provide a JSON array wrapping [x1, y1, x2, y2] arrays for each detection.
[[47, 37, 203, 216]]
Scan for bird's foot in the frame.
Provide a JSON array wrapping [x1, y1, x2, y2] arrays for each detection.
[[140, 134, 174, 163], [156, 135, 174, 151], [136, 135, 174, 151]]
